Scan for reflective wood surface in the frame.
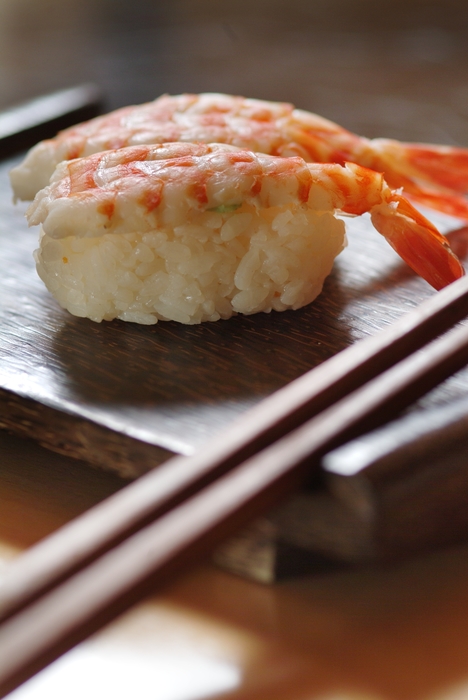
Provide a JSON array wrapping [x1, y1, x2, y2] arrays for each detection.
[[2, 0, 468, 697]]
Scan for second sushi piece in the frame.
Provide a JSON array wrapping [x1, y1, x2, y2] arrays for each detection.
[[27, 142, 463, 325]]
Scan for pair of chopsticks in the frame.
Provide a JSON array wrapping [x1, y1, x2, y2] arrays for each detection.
[[1, 276, 468, 696]]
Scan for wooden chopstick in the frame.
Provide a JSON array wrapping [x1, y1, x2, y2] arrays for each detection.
[[1, 283, 468, 696], [2, 276, 468, 630], [0, 84, 102, 158]]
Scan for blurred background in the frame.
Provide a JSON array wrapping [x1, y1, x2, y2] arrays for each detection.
[[1, 0, 468, 144]]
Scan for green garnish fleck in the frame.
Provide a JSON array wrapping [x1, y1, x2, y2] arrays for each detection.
[[208, 203, 242, 213]]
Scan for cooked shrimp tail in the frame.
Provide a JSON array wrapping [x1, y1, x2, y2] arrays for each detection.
[[370, 190, 465, 290], [367, 139, 468, 220], [310, 161, 465, 290]]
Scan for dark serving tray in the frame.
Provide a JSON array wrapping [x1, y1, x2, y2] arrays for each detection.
[[3, 152, 466, 473]]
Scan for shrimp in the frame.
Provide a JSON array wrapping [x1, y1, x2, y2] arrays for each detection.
[[27, 143, 463, 327], [313, 160, 465, 291], [11, 93, 468, 222]]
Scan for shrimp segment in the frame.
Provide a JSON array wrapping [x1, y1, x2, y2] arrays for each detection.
[[11, 93, 468, 223]]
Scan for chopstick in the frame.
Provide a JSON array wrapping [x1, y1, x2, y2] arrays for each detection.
[[0, 84, 102, 158], [1, 278, 468, 696]]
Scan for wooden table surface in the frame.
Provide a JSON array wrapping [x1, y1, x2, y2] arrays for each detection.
[[2, 1, 468, 698], [3, 429, 468, 700]]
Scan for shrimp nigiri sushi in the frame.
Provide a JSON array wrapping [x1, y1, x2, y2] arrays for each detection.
[[26, 142, 463, 325]]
